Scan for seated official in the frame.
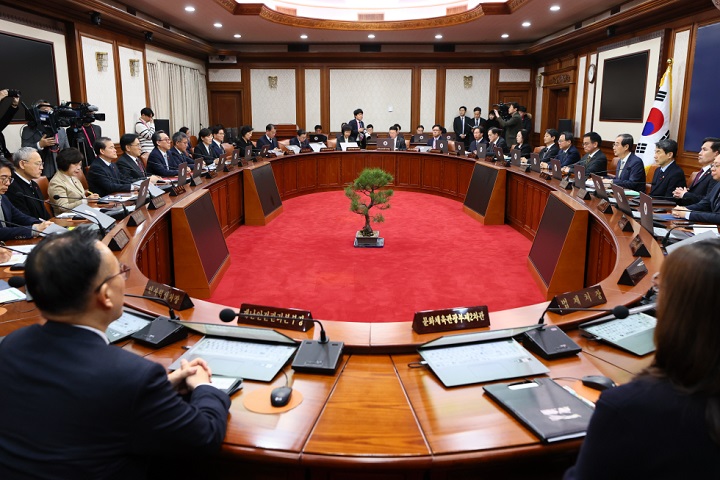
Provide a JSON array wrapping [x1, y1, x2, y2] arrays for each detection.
[[87, 137, 135, 197], [168, 131, 195, 168], [513, 129, 532, 159], [426, 124, 444, 149], [386, 125, 406, 151], [468, 127, 488, 156], [6, 147, 51, 220], [565, 239, 720, 479], [649, 139, 686, 199], [538, 129, 560, 165], [0, 229, 231, 479], [256, 124, 280, 151], [672, 152, 720, 224], [612, 134, 646, 192], [116, 133, 160, 184], [210, 125, 226, 158], [178, 126, 194, 156], [194, 127, 220, 166], [552, 131, 581, 169], [0, 157, 52, 240], [48, 148, 99, 216], [290, 129, 310, 149], [486, 127, 507, 155], [674, 138, 720, 206], [146, 131, 179, 178], [563, 132, 607, 176], [336, 124, 357, 150]]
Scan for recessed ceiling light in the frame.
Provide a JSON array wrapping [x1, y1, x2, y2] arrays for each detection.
[[185, 6, 195, 12], [550, 5, 561, 11], [522, 21, 531, 27], [435, 34, 443, 39], [300, 34, 308, 39], [501, 33, 509, 39], [214, 22, 222, 28], [368, 34, 375, 39], [234, 34, 241, 38]]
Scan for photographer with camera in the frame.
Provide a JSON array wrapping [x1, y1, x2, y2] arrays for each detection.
[[66, 114, 102, 167], [493, 102, 522, 144], [0, 89, 21, 159], [20, 99, 70, 179]]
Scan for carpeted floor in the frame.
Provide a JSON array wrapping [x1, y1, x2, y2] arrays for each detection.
[[208, 190, 545, 322]]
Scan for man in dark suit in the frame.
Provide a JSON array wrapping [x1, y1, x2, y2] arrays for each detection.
[[256, 124, 279, 151], [674, 137, 720, 206], [146, 131, 179, 177], [168, 131, 195, 168], [87, 137, 134, 197], [649, 139, 686, 199], [611, 133, 646, 192], [552, 131, 581, 169], [21, 99, 71, 179], [453, 106, 473, 149], [0, 228, 231, 478], [564, 131, 607, 176], [0, 157, 51, 240], [494, 102, 522, 143], [673, 152, 720, 224], [486, 127, 507, 156], [348, 109, 366, 149], [210, 125, 226, 157], [116, 133, 158, 183], [470, 107, 486, 132], [538, 129, 560, 163], [290, 129, 310, 149], [469, 126, 488, 156], [388, 125, 406, 151], [427, 124, 444, 149], [6, 147, 51, 220], [0, 89, 20, 159]]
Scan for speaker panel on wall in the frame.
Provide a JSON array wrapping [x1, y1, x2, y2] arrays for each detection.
[[360, 44, 381, 53], [558, 119, 573, 133]]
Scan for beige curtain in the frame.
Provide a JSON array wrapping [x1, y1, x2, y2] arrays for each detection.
[[147, 61, 209, 136]]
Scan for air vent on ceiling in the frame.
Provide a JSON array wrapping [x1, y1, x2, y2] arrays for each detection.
[[209, 55, 238, 64], [360, 44, 381, 53], [288, 43, 309, 52], [358, 13, 384, 21], [434, 44, 455, 53]]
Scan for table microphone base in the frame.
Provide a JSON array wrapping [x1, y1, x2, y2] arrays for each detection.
[[131, 317, 187, 348], [522, 326, 581, 360], [292, 340, 344, 374]]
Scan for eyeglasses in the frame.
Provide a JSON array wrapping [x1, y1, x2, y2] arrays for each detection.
[[711, 164, 720, 169], [23, 161, 43, 167], [94, 263, 131, 292], [0, 176, 14, 185]]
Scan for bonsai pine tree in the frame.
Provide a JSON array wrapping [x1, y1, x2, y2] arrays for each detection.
[[345, 168, 394, 237]]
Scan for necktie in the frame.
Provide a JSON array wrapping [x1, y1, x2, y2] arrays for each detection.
[[433, 138, 437, 149], [617, 159, 625, 178], [163, 153, 168, 168], [692, 170, 705, 187], [136, 157, 145, 174], [109, 162, 119, 180]]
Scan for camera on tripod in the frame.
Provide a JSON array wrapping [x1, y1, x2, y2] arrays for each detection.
[[493, 102, 511, 121], [24, 101, 105, 137]]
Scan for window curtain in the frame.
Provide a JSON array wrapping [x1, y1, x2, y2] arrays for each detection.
[[147, 60, 209, 136]]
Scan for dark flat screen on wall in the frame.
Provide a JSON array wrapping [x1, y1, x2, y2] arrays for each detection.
[[599, 51, 649, 122], [685, 22, 720, 151], [0, 32, 58, 121]]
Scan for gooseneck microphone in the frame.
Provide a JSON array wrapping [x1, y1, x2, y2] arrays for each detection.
[[125, 293, 178, 320], [219, 308, 330, 343], [539, 304, 630, 324], [16, 191, 108, 236], [662, 224, 697, 248]]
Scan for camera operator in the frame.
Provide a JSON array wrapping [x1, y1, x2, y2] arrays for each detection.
[[0, 89, 21, 159], [66, 114, 101, 167], [493, 102, 522, 143], [20, 99, 69, 179]]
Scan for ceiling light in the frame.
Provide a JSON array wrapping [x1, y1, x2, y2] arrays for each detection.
[[300, 34, 308, 39], [550, 5, 561, 11], [214, 22, 222, 28], [522, 21, 531, 27], [435, 34, 443, 39], [501, 33, 509, 39], [368, 34, 375, 39], [234, 34, 241, 38], [184, 6, 195, 12]]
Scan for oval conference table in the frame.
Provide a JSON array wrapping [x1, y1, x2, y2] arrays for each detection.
[[1, 149, 663, 479]]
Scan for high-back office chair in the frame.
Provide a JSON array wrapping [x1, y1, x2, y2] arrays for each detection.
[[35, 175, 54, 217]]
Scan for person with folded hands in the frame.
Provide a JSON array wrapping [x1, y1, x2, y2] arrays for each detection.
[[672, 150, 720, 224], [145, 131, 179, 178], [6, 147, 51, 220], [0, 156, 52, 240], [48, 148, 99, 215], [168, 131, 195, 169]]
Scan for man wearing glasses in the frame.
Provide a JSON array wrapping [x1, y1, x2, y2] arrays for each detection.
[[87, 137, 135, 197], [672, 142, 720, 224], [0, 229, 231, 478], [6, 147, 52, 220], [0, 156, 52, 240], [562, 131, 607, 176], [146, 131, 179, 177]]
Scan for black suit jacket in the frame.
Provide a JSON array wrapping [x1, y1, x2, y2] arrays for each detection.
[[168, 148, 195, 169], [336, 135, 358, 150], [391, 137, 406, 151], [539, 143, 560, 162], [679, 169, 717, 206], [290, 137, 310, 149], [146, 148, 178, 177], [116, 153, 147, 182], [0, 321, 230, 479], [649, 161, 686, 199], [6, 172, 51, 220], [513, 143, 533, 158], [469, 117, 487, 131], [557, 145, 581, 168], [569, 150, 607, 176], [194, 142, 219, 165], [87, 159, 132, 197], [453, 116, 473, 146], [0, 195, 39, 240], [488, 138, 508, 155], [613, 153, 646, 192], [0, 103, 19, 158], [469, 138, 488, 155], [687, 181, 720, 224], [256, 135, 278, 150]]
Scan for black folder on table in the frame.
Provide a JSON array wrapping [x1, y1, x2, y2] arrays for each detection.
[[483, 378, 595, 443]]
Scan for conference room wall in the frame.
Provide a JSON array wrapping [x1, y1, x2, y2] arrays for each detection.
[[118, 46, 147, 137], [443, 69, 491, 128], [250, 68, 297, 130], [305, 69, 321, 132], [420, 69, 437, 129], [80, 35, 121, 141]]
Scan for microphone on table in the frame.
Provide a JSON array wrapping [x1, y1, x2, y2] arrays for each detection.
[[540, 304, 630, 322], [125, 293, 188, 348], [17, 192, 106, 237], [662, 224, 697, 248], [8, 275, 25, 289], [219, 308, 343, 373]]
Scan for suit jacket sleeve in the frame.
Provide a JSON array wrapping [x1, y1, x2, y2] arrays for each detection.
[[613, 156, 647, 191], [519, 144, 532, 157], [116, 155, 143, 182], [681, 178, 718, 206], [21, 126, 42, 150], [0, 197, 38, 240], [87, 163, 131, 197], [146, 150, 177, 177], [0, 105, 18, 131], [48, 175, 84, 213], [585, 152, 608, 175], [128, 361, 230, 454]]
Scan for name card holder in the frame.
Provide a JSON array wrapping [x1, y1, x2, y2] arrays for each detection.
[[558, 177, 573, 190], [300, 147, 313, 153], [430, 148, 442, 154], [596, 199, 613, 214], [148, 195, 166, 210], [108, 228, 129, 252], [143, 280, 195, 310], [223, 162, 235, 172], [190, 175, 203, 187], [203, 170, 218, 179], [346, 147, 361, 152], [516, 163, 532, 173], [127, 209, 146, 227], [412, 305, 490, 334], [629, 234, 651, 257], [617, 215, 634, 232], [618, 257, 649, 286], [238, 303, 313, 332], [376, 147, 391, 151], [540, 171, 553, 180], [169, 184, 186, 197], [576, 188, 591, 200], [549, 285, 607, 313], [320, 147, 334, 152]]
